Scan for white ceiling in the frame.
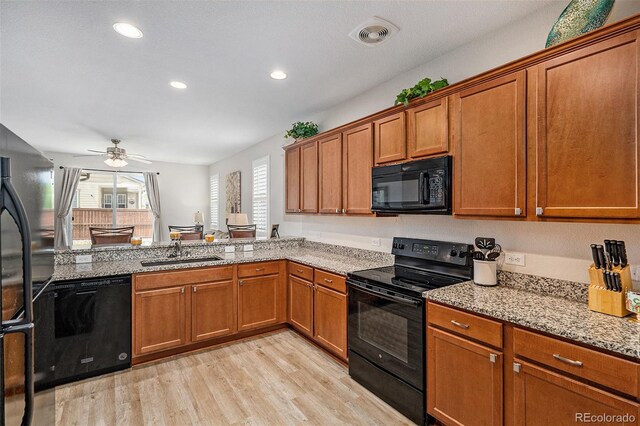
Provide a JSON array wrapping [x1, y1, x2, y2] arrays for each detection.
[[0, 1, 552, 165]]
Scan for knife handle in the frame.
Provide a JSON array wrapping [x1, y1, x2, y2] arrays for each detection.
[[603, 271, 611, 290], [610, 240, 619, 266], [596, 246, 607, 272], [590, 244, 601, 269], [604, 239, 612, 258], [617, 241, 628, 267], [614, 272, 622, 292]]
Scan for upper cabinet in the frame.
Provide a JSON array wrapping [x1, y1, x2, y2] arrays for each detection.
[[343, 124, 373, 214], [453, 71, 527, 217], [284, 146, 300, 213], [300, 142, 319, 213], [406, 97, 449, 159], [532, 31, 640, 219], [374, 112, 406, 165], [318, 134, 343, 214]]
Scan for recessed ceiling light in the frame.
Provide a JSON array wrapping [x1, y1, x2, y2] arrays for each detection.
[[270, 70, 287, 80], [113, 23, 143, 39], [169, 81, 187, 89]]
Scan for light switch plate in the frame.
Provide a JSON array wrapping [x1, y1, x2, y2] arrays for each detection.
[[224, 245, 235, 253], [243, 244, 254, 252], [75, 254, 92, 264]]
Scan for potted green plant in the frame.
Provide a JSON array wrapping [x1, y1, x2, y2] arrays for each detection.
[[394, 77, 449, 106], [284, 121, 319, 143]]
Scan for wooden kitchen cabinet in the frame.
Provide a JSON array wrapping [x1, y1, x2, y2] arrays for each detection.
[[406, 97, 448, 159], [533, 31, 640, 219], [427, 326, 503, 426], [288, 275, 313, 337], [313, 284, 347, 361], [453, 71, 527, 218], [318, 134, 343, 214], [300, 141, 319, 213], [374, 112, 406, 165], [134, 286, 187, 355], [285, 146, 301, 213], [343, 123, 373, 214], [238, 274, 279, 331], [513, 361, 639, 426], [191, 279, 236, 342]]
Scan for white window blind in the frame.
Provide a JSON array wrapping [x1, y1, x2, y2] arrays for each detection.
[[210, 173, 220, 230], [252, 156, 269, 238]]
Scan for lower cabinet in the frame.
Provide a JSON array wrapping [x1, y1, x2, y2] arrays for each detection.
[[238, 274, 280, 331], [427, 326, 503, 426], [513, 361, 639, 426], [134, 286, 187, 356], [191, 280, 236, 341], [288, 275, 314, 337], [313, 284, 347, 360]]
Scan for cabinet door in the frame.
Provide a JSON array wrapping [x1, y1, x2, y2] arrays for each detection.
[[513, 360, 639, 426], [343, 124, 373, 215], [534, 32, 640, 219], [134, 286, 187, 356], [453, 71, 527, 217], [407, 98, 448, 159], [288, 275, 313, 337], [238, 275, 278, 331], [427, 327, 503, 426], [191, 280, 236, 342], [300, 142, 319, 213], [374, 112, 406, 164], [318, 134, 343, 213], [313, 285, 347, 360], [285, 146, 300, 213]]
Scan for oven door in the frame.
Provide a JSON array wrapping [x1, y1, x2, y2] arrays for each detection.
[[347, 280, 424, 390]]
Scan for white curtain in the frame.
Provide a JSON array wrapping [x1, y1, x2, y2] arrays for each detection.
[[144, 172, 161, 242], [54, 167, 81, 249]]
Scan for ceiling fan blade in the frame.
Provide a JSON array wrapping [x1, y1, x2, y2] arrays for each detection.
[[73, 154, 105, 158], [127, 157, 152, 164], [87, 149, 107, 153], [126, 153, 148, 159]]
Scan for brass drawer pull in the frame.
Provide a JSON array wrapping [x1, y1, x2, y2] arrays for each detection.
[[324, 278, 333, 283], [239, 280, 245, 286], [193, 287, 197, 293], [180, 287, 185, 294], [255, 268, 265, 271], [450, 320, 470, 329], [553, 354, 583, 367], [296, 269, 304, 273]]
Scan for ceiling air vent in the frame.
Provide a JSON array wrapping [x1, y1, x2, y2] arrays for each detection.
[[349, 17, 399, 46]]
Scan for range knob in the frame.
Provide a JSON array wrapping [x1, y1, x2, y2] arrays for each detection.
[[459, 251, 468, 258], [449, 249, 458, 257]]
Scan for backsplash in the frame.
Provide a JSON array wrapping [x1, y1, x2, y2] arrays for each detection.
[[497, 270, 589, 303]]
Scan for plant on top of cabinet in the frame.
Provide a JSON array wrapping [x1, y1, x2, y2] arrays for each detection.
[[284, 121, 319, 142], [394, 77, 449, 106]]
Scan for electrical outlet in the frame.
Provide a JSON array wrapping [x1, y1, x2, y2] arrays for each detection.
[[224, 245, 235, 253], [505, 252, 526, 267], [631, 265, 640, 281], [75, 254, 92, 264], [371, 238, 381, 247], [243, 244, 254, 252]]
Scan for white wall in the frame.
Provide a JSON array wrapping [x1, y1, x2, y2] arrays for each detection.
[[210, 2, 640, 284], [47, 151, 209, 242]]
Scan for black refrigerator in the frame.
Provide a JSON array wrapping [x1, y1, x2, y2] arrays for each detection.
[[0, 124, 55, 425]]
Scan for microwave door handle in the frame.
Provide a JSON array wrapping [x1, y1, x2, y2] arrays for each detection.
[[419, 172, 429, 205]]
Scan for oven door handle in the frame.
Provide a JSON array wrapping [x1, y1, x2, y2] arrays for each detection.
[[349, 282, 422, 307]]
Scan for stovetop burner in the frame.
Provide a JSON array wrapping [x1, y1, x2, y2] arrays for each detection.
[[349, 265, 464, 295]]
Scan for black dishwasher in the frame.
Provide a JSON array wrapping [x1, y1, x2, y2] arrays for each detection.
[[35, 275, 131, 389]]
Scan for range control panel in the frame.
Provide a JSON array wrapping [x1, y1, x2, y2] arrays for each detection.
[[391, 237, 473, 266]]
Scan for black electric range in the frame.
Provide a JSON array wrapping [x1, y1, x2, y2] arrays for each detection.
[[347, 237, 473, 425]]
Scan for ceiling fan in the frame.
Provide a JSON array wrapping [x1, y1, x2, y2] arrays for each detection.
[[74, 139, 152, 168]]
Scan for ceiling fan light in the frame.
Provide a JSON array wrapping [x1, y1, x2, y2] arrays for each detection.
[[104, 157, 128, 168]]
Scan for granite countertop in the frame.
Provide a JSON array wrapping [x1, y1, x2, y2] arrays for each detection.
[[52, 247, 393, 281], [424, 281, 640, 360]]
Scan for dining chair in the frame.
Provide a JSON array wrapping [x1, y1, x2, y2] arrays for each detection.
[[168, 225, 204, 240], [227, 224, 257, 239], [89, 226, 135, 245]]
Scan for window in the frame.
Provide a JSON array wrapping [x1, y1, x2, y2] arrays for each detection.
[[252, 156, 269, 238], [210, 173, 220, 230], [71, 171, 153, 248]]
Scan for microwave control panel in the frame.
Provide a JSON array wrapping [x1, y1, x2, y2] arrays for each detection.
[[428, 169, 445, 205]]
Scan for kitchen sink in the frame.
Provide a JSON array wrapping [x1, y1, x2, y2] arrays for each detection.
[[141, 255, 223, 267]]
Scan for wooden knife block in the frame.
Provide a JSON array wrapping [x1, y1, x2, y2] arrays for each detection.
[[588, 265, 632, 317]]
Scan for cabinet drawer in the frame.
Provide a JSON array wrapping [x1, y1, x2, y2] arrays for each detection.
[[314, 270, 346, 294], [514, 328, 640, 397], [134, 266, 233, 291], [288, 262, 313, 281], [428, 303, 503, 348], [237, 261, 280, 278]]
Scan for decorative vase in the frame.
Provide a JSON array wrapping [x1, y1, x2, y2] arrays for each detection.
[[546, 0, 615, 48]]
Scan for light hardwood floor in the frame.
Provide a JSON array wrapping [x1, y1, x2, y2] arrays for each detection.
[[55, 329, 413, 425]]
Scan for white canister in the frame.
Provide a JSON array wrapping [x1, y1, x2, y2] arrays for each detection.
[[473, 260, 497, 286]]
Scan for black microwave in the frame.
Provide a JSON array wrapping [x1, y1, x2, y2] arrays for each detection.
[[371, 155, 452, 214]]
